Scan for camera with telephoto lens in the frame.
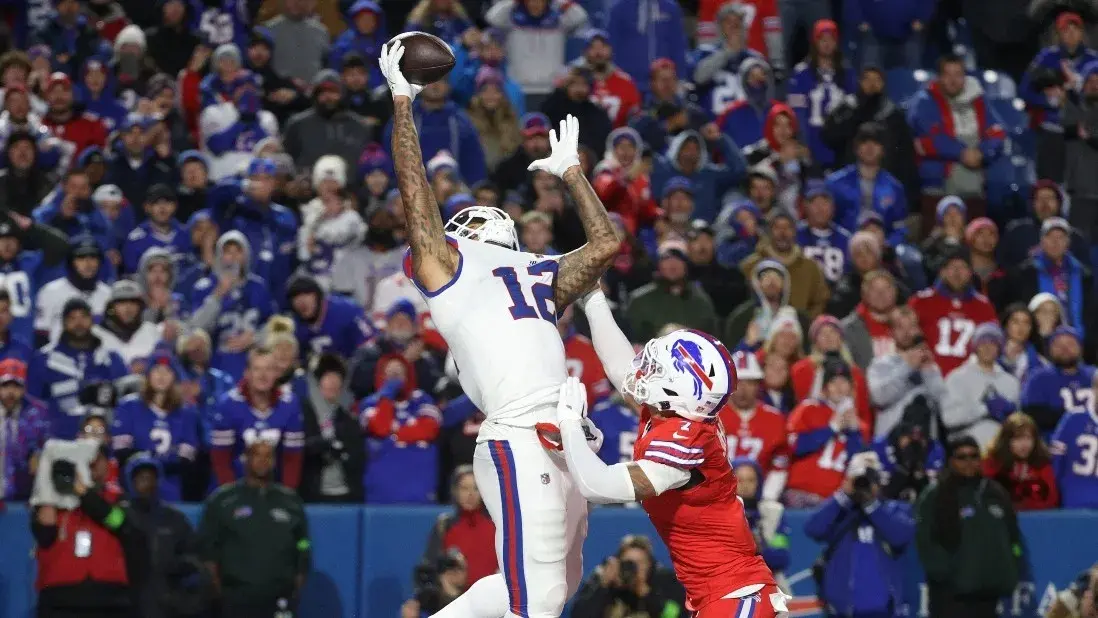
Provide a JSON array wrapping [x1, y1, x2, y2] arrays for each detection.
[[852, 468, 880, 506], [51, 459, 78, 495], [413, 551, 463, 613], [619, 560, 638, 588]]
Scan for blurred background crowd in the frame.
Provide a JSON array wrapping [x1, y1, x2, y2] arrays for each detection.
[[3, 0, 1098, 616]]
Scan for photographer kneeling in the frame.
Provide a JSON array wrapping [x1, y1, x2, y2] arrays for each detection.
[[572, 535, 685, 618], [402, 550, 469, 618], [32, 442, 147, 618], [804, 452, 915, 618]]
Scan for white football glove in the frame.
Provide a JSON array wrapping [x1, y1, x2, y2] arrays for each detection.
[[556, 376, 588, 423], [379, 39, 424, 101], [528, 114, 581, 178]]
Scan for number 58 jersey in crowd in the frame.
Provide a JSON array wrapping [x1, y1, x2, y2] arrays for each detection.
[[633, 409, 775, 611], [403, 235, 566, 437], [909, 285, 997, 376]]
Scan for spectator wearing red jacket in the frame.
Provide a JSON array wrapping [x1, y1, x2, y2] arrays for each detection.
[[41, 72, 107, 158], [592, 127, 660, 235], [574, 29, 642, 128], [982, 412, 1060, 510], [791, 315, 874, 436], [420, 465, 497, 585]]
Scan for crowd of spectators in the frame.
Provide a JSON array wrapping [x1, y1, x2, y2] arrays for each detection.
[[3, 0, 1098, 615]]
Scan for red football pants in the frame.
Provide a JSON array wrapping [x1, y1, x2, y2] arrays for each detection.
[[692, 585, 789, 618]]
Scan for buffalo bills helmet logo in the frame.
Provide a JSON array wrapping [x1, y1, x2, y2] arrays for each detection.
[[669, 339, 714, 400]]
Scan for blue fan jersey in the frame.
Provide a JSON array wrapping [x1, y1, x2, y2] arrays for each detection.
[[293, 295, 377, 360], [28, 343, 128, 438], [111, 394, 201, 502], [209, 387, 304, 477], [196, 0, 252, 49], [588, 399, 640, 466], [0, 251, 44, 344], [1021, 364, 1097, 434], [786, 63, 855, 168], [190, 275, 276, 380], [797, 223, 851, 283], [121, 222, 191, 275], [1050, 410, 1098, 508], [690, 45, 764, 116]]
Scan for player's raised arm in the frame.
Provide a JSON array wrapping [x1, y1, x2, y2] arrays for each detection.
[[555, 378, 690, 503], [379, 41, 458, 292], [529, 116, 620, 308], [577, 287, 636, 393]]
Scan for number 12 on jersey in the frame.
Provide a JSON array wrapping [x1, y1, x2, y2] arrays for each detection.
[[493, 260, 559, 323]]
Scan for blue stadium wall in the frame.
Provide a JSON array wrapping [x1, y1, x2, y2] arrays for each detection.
[[0, 505, 1096, 617]]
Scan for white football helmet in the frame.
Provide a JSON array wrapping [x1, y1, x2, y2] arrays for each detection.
[[444, 206, 519, 250], [623, 329, 737, 421]]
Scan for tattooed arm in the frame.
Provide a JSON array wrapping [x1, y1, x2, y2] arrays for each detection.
[[554, 168, 620, 308], [380, 41, 457, 292], [391, 97, 459, 291]]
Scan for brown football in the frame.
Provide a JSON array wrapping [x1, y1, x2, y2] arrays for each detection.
[[391, 31, 456, 86]]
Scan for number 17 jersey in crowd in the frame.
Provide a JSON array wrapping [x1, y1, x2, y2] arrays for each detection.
[[402, 235, 566, 438]]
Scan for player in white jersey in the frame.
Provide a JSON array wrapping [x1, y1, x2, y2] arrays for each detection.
[[380, 41, 621, 618]]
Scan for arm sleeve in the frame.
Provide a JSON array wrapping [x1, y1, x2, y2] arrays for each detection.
[[560, 418, 642, 504], [693, 48, 732, 85], [188, 293, 222, 333], [579, 289, 636, 392]]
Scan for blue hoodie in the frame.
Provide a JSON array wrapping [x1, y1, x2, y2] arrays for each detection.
[[605, 0, 688, 94], [448, 44, 525, 115], [804, 491, 915, 616], [329, 0, 388, 85], [650, 130, 746, 222], [75, 59, 128, 132], [381, 100, 487, 184]]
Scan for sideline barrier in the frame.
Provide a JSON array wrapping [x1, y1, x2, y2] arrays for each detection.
[[0, 505, 1095, 617]]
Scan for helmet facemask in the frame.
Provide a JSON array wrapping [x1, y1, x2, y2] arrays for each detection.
[[444, 206, 519, 250]]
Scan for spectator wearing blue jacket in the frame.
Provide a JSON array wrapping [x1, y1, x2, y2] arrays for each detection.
[[907, 54, 1008, 201], [650, 127, 746, 223], [449, 28, 525, 114], [732, 458, 792, 575], [76, 58, 127, 132], [121, 184, 191, 275], [403, 0, 473, 46], [382, 80, 487, 185], [717, 57, 779, 149], [847, 0, 934, 70], [804, 451, 916, 618], [360, 352, 442, 504], [106, 115, 177, 209], [32, 169, 113, 252], [28, 0, 105, 75], [206, 158, 298, 304], [329, 0, 386, 84], [827, 122, 908, 246], [606, 0, 688, 94], [1020, 12, 1098, 181]]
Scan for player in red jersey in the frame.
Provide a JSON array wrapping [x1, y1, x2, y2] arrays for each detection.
[[576, 30, 642, 128], [908, 246, 997, 377], [718, 351, 790, 499], [554, 289, 790, 618]]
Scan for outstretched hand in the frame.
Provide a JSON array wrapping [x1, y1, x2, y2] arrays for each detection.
[[556, 376, 588, 423], [528, 115, 581, 178], [379, 40, 425, 101]]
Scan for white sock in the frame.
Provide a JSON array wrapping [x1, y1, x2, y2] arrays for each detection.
[[430, 573, 510, 618]]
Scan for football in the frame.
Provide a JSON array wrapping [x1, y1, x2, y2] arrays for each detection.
[[391, 31, 456, 86]]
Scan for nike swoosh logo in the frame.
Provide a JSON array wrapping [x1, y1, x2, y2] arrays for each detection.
[[672, 432, 688, 440]]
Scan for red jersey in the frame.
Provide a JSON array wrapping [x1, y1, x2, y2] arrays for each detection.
[[908, 287, 998, 376], [855, 303, 896, 359], [790, 359, 874, 438], [717, 403, 789, 472], [590, 68, 642, 128], [786, 399, 862, 498], [696, 0, 781, 55], [634, 409, 775, 611], [592, 168, 660, 236], [564, 333, 613, 408], [43, 112, 108, 158]]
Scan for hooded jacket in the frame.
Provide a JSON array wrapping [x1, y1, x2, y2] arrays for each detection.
[[650, 130, 746, 222], [328, 0, 388, 83], [717, 57, 780, 149], [740, 238, 831, 317], [188, 231, 276, 380], [724, 258, 813, 349], [283, 94, 376, 174], [380, 99, 487, 185], [137, 247, 185, 323], [484, 0, 589, 95], [360, 353, 442, 504]]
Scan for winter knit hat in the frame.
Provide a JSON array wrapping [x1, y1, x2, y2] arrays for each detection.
[[312, 154, 347, 189], [936, 195, 967, 223]]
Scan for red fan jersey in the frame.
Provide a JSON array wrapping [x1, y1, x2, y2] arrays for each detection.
[[634, 409, 775, 611], [43, 112, 108, 158], [564, 332, 613, 408], [590, 68, 642, 128], [785, 399, 862, 498], [717, 403, 789, 472], [908, 287, 998, 376], [696, 0, 781, 54]]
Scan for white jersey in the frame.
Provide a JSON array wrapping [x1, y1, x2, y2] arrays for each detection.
[[405, 235, 567, 437], [199, 102, 279, 181], [35, 277, 112, 343]]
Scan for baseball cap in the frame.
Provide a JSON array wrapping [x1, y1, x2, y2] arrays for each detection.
[[521, 112, 551, 137], [661, 176, 694, 200], [657, 239, 689, 261], [146, 183, 177, 204], [1048, 325, 1082, 347], [62, 296, 92, 319], [70, 235, 101, 258], [812, 19, 839, 42], [803, 180, 832, 202], [312, 68, 342, 94], [0, 358, 27, 386], [687, 219, 713, 239], [46, 72, 71, 91], [582, 28, 610, 47], [1041, 216, 1072, 236]]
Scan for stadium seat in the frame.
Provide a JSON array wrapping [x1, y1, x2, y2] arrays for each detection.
[[981, 70, 1018, 101], [887, 69, 934, 108], [991, 97, 1035, 158]]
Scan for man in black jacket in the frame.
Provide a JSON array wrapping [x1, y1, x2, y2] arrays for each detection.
[[492, 113, 552, 195], [300, 353, 365, 503], [572, 535, 685, 618], [822, 66, 920, 208], [143, 0, 200, 77], [0, 131, 53, 215], [122, 454, 208, 618]]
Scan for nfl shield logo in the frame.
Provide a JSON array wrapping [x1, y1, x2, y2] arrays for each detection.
[[541, 473, 551, 485]]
